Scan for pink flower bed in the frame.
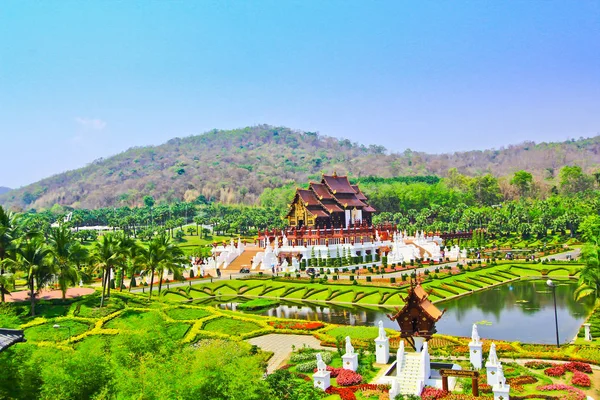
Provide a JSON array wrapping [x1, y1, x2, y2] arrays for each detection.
[[537, 384, 587, 400], [421, 387, 449, 399], [544, 361, 593, 377], [336, 369, 363, 386], [571, 371, 591, 388]]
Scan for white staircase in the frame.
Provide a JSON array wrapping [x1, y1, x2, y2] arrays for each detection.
[[396, 353, 424, 396]]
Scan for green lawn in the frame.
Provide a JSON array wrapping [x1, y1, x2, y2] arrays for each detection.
[[202, 317, 262, 336]]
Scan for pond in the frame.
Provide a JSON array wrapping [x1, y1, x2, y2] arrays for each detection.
[[212, 279, 594, 344]]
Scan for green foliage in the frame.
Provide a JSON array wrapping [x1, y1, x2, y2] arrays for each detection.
[[203, 317, 262, 336]]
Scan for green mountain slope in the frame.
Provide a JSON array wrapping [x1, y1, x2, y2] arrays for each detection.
[[2, 125, 600, 210]]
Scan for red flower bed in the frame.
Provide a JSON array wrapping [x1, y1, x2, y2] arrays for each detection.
[[268, 321, 324, 330], [565, 361, 593, 374], [421, 387, 449, 399], [336, 369, 363, 386], [571, 371, 591, 388], [325, 386, 356, 400], [544, 362, 593, 377], [544, 364, 566, 377]]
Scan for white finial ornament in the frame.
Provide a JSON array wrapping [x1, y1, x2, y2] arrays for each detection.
[[377, 320, 387, 340], [471, 323, 481, 344], [345, 336, 354, 355], [316, 353, 327, 372]]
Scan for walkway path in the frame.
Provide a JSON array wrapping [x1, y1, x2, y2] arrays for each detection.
[[246, 334, 328, 373], [6, 287, 95, 303]]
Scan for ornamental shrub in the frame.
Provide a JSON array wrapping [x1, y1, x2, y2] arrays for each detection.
[[544, 364, 566, 377], [420, 387, 448, 400], [524, 360, 552, 369], [572, 371, 591, 387], [336, 369, 362, 386], [293, 351, 333, 368]]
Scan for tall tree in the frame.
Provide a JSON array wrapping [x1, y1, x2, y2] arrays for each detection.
[[90, 233, 122, 307], [48, 226, 84, 301], [140, 234, 185, 299], [9, 237, 53, 316], [0, 206, 20, 302], [510, 170, 533, 197]]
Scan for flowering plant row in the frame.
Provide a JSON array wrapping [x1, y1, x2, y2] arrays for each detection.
[[537, 384, 587, 400], [524, 360, 552, 369], [571, 371, 591, 387], [544, 361, 593, 377], [268, 321, 324, 330], [421, 387, 449, 399]]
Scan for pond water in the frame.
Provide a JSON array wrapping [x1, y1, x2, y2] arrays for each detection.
[[213, 279, 594, 344]]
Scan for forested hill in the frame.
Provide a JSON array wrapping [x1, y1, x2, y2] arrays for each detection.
[[2, 125, 600, 210]]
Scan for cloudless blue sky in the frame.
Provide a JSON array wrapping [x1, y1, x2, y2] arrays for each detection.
[[1, 1, 599, 188]]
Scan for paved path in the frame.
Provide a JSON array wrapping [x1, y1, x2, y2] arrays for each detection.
[[6, 287, 95, 303], [246, 334, 328, 373]]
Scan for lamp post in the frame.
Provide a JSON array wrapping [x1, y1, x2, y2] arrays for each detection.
[[546, 279, 560, 348], [53, 324, 72, 343]]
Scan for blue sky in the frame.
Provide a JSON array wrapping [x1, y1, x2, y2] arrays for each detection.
[[1, 1, 599, 188]]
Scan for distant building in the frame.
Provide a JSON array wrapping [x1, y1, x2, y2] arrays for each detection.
[[286, 173, 376, 229]]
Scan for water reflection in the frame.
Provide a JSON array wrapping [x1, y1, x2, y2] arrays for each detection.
[[212, 280, 593, 344]]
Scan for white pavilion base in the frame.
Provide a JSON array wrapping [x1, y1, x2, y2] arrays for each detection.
[[313, 370, 331, 391], [342, 353, 358, 371], [469, 342, 483, 370], [375, 338, 390, 364], [493, 383, 510, 400]]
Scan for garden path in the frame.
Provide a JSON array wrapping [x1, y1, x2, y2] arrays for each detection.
[[246, 333, 328, 373], [6, 287, 95, 303]]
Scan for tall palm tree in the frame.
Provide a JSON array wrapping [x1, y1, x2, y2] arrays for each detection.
[[0, 206, 20, 302], [116, 233, 142, 291], [140, 234, 185, 299], [8, 237, 53, 316], [575, 244, 600, 302], [48, 226, 82, 301], [90, 233, 122, 307]]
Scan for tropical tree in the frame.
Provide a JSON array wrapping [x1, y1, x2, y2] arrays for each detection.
[[0, 206, 20, 302], [8, 237, 53, 316], [575, 244, 600, 303], [90, 233, 122, 307], [48, 226, 84, 301], [140, 234, 186, 299], [118, 234, 143, 291]]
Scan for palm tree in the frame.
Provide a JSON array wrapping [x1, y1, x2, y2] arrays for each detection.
[[9, 237, 53, 316], [117, 234, 142, 291], [90, 233, 122, 307], [48, 226, 83, 301], [0, 206, 20, 302], [140, 234, 185, 299], [575, 244, 600, 302]]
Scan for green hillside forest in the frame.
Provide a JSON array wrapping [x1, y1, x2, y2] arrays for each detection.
[[3, 125, 600, 210]]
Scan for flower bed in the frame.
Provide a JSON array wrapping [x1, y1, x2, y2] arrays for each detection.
[[537, 384, 587, 400], [268, 321, 324, 330], [524, 360, 552, 369], [421, 386, 449, 399], [544, 361, 593, 377], [571, 371, 591, 387], [335, 369, 362, 386]]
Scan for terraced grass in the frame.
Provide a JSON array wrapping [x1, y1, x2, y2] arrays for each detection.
[[165, 307, 212, 320], [202, 317, 262, 336]]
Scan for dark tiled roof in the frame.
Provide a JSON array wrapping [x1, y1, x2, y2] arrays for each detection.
[[351, 185, 368, 201], [0, 329, 25, 352], [297, 189, 321, 206], [333, 193, 367, 208], [322, 175, 356, 194], [310, 183, 333, 199]]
